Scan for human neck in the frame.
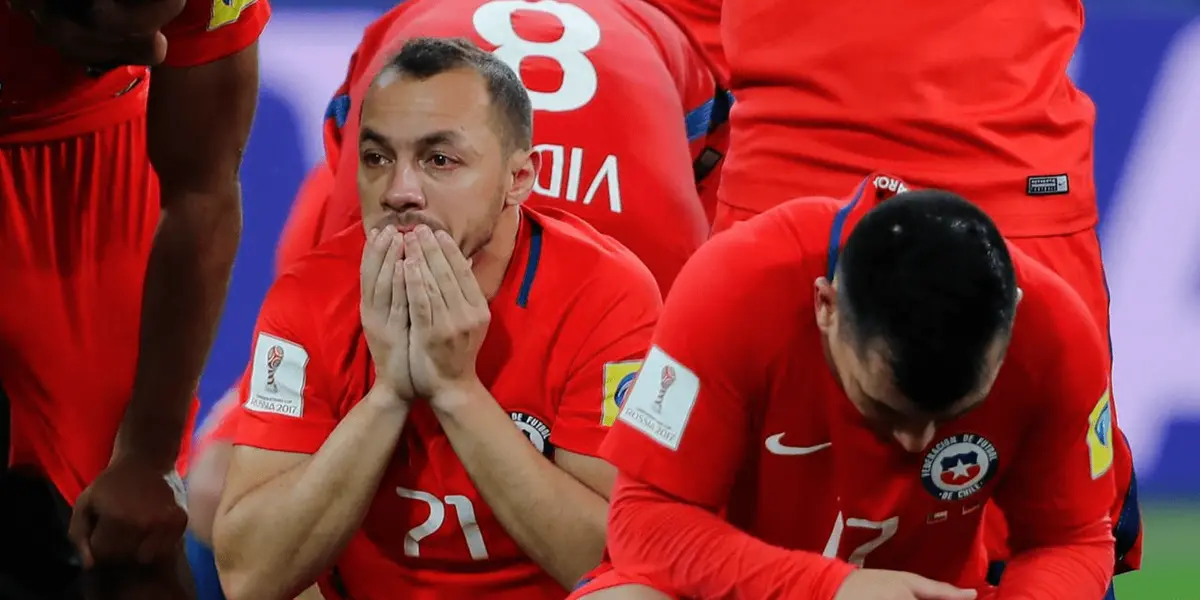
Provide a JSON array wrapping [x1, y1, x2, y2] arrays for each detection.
[[470, 205, 521, 300]]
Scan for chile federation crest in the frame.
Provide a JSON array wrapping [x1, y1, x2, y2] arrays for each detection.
[[921, 433, 999, 502]]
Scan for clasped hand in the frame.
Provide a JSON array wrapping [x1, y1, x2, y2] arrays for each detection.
[[360, 224, 490, 404]]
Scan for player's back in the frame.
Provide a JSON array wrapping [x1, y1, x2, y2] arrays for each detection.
[[322, 0, 715, 293], [720, 0, 1093, 236], [279, 206, 656, 600], [710, 178, 1099, 590]]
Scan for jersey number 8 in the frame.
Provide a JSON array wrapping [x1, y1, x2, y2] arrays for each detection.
[[473, 0, 602, 112]]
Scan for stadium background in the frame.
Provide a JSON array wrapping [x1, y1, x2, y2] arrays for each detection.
[[195, 1, 1200, 596]]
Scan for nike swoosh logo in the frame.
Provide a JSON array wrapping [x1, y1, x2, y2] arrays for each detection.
[[764, 434, 832, 456]]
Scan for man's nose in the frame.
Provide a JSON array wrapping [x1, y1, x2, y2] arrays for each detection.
[[383, 163, 425, 210]]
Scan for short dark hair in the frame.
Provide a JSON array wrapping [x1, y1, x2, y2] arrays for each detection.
[[837, 189, 1018, 413], [375, 37, 533, 150], [45, 0, 95, 24]]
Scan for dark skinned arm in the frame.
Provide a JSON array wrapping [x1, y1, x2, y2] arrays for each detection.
[[114, 43, 260, 471]]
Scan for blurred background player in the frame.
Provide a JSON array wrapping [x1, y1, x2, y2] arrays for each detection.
[[211, 38, 660, 600], [317, 0, 726, 293], [576, 178, 1117, 600], [0, 0, 266, 597], [648, 0, 1141, 586]]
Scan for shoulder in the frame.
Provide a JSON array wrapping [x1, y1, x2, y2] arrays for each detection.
[[530, 207, 660, 305], [269, 224, 363, 318], [716, 194, 842, 270], [611, 0, 712, 74], [1004, 245, 1107, 389], [669, 196, 837, 318]]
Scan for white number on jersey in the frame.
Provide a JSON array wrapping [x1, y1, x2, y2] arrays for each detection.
[[822, 512, 899, 567], [473, 0, 602, 112], [396, 487, 490, 560]]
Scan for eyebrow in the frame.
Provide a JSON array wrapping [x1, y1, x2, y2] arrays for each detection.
[[358, 126, 467, 150]]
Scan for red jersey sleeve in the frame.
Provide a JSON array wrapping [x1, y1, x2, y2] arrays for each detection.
[[991, 265, 1116, 598], [606, 474, 854, 600], [550, 256, 661, 457], [232, 272, 340, 455], [161, 0, 270, 68], [601, 225, 769, 509], [195, 384, 242, 451]]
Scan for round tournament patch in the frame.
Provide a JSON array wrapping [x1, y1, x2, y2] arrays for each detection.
[[921, 433, 999, 502], [511, 412, 554, 458]]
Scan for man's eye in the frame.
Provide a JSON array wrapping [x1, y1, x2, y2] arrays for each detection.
[[429, 154, 453, 168], [363, 152, 388, 166]]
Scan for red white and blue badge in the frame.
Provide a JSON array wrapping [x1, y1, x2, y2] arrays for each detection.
[[921, 433, 1000, 502]]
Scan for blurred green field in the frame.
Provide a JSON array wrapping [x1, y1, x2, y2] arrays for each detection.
[[1114, 502, 1200, 599]]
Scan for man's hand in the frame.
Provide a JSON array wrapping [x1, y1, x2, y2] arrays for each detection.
[[834, 569, 977, 600], [68, 457, 187, 568], [361, 225, 415, 400], [404, 226, 490, 403]]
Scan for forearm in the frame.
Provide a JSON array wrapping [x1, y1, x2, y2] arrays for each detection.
[[215, 388, 409, 600], [996, 540, 1114, 599], [435, 384, 609, 588], [607, 474, 854, 600], [116, 191, 241, 467]]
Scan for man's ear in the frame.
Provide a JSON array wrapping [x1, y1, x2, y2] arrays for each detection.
[[815, 276, 837, 334], [505, 148, 538, 207]]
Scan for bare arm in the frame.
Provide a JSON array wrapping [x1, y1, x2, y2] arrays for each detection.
[[433, 383, 614, 589], [213, 386, 409, 600], [116, 44, 259, 468]]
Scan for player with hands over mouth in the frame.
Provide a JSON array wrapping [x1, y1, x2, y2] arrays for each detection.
[[213, 37, 660, 600]]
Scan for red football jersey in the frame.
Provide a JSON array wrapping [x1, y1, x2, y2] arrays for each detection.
[[320, 0, 719, 293], [711, 0, 1094, 237], [0, 0, 269, 142], [643, 0, 725, 84], [232, 207, 661, 599], [602, 175, 1116, 594]]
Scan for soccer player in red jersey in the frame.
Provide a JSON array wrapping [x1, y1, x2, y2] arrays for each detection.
[[211, 38, 661, 600], [572, 175, 1118, 600], [0, 0, 266, 594], [316, 0, 727, 294], [645, 0, 1141, 583]]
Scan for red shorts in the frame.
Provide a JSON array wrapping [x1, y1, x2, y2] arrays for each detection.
[[0, 116, 195, 503], [568, 564, 676, 600]]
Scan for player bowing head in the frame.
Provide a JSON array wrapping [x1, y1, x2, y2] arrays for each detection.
[[816, 190, 1021, 452], [584, 174, 1117, 600], [357, 37, 536, 262]]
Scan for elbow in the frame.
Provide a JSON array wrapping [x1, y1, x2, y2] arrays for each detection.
[[216, 566, 256, 600], [158, 181, 244, 245], [185, 441, 233, 545], [212, 510, 278, 600], [214, 539, 286, 600]]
